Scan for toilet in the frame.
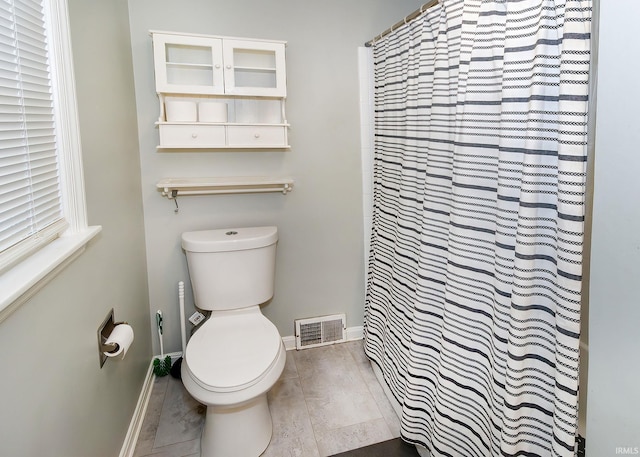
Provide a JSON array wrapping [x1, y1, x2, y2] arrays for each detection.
[[180, 226, 286, 457]]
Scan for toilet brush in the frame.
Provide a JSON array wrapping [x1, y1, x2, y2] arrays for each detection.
[[153, 310, 172, 377], [170, 282, 186, 379]]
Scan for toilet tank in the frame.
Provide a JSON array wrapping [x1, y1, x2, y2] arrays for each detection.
[[182, 226, 278, 311]]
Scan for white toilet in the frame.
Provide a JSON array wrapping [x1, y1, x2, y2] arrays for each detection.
[[180, 226, 286, 457]]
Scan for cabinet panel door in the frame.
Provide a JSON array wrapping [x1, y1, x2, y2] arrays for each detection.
[[222, 39, 286, 97], [153, 34, 224, 95]]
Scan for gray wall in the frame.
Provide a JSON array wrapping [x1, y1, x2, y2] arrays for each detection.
[[0, 1, 151, 456], [0, 2, 635, 455], [586, 0, 640, 453], [4, 2, 633, 456], [127, 0, 424, 353]]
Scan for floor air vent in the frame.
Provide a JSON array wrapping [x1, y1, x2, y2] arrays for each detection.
[[295, 314, 346, 350]]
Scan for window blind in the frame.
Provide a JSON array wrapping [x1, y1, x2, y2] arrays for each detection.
[[0, 0, 66, 271]]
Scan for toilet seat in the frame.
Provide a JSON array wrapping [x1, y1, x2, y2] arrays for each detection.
[[185, 312, 282, 393]]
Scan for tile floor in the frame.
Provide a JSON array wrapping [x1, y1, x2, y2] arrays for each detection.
[[133, 340, 403, 457]]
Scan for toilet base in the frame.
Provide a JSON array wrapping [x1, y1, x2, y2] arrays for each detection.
[[201, 393, 273, 457]]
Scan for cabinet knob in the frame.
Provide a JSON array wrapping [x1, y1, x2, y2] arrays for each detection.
[[215, 64, 221, 69], [226, 65, 232, 70], [191, 133, 198, 139], [254, 133, 261, 139]]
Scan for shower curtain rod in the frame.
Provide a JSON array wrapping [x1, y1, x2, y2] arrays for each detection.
[[365, 0, 440, 47]]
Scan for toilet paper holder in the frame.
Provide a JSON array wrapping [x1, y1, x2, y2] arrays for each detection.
[[97, 308, 128, 368]]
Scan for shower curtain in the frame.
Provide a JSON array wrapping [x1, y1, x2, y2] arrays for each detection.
[[363, 1, 591, 456]]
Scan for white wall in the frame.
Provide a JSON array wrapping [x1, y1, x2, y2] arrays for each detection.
[[0, 1, 151, 456], [586, 0, 640, 453], [127, 0, 424, 353]]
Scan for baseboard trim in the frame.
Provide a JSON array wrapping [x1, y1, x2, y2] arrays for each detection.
[[153, 351, 183, 363], [346, 325, 364, 341], [282, 335, 296, 351], [119, 360, 154, 457], [281, 325, 363, 351]]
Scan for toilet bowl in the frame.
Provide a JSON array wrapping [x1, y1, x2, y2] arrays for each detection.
[[180, 226, 284, 457]]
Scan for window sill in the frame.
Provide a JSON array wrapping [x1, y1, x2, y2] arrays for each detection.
[[0, 226, 102, 324]]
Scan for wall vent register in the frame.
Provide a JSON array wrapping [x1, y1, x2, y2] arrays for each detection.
[[295, 314, 346, 350]]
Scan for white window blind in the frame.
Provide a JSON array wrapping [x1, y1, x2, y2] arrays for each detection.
[[0, 0, 67, 271]]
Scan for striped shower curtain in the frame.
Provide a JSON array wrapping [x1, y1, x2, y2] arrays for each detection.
[[363, 1, 592, 456]]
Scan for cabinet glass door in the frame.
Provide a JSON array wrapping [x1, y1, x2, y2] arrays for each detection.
[[222, 39, 286, 97], [153, 34, 224, 95]]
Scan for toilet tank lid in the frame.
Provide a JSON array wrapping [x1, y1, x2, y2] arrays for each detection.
[[182, 226, 278, 253]]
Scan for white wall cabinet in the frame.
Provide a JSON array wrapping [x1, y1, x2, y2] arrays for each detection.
[[151, 31, 289, 149]]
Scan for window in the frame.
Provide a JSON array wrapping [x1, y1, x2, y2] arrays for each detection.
[[0, 0, 100, 322], [0, 0, 66, 270]]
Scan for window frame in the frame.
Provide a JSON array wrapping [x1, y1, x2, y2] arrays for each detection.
[[0, 0, 101, 323]]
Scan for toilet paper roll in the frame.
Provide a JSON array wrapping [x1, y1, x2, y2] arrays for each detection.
[[198, 101, 227, 123], [165, 100, 197, 122], [104, 324, 134, 359]]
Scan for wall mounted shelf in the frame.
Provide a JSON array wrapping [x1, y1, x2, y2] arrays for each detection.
[[157, 177, 294, 198], [151, 31, 290, 150]]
